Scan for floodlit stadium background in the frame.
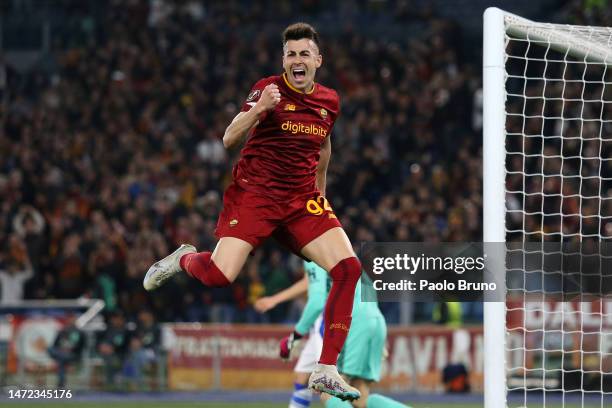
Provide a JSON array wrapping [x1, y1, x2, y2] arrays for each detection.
[[0, 0, 609, 406]]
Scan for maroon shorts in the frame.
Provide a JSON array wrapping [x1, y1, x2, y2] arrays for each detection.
[[215, 182, 342, 256]]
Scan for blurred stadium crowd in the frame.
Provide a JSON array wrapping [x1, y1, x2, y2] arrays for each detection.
[[2, 0, 604, 329]]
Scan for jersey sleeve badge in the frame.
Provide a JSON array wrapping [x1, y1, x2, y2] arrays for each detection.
[[246, 89, 261, 102]]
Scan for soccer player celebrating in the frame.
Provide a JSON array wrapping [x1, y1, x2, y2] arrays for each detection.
[[143, 23, 361, 401]]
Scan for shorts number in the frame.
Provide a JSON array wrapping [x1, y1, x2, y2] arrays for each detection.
[[306, 196, 333, 216]]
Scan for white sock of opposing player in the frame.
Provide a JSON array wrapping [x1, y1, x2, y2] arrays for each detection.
[[289, 382, 313, 408]]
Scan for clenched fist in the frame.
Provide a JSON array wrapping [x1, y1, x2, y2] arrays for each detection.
[[255, 83, 281, 113]]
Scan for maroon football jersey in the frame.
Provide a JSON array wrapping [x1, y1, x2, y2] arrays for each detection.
[[234, 73, 340, 198]]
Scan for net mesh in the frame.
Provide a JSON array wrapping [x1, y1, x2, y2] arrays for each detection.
[[503, 19, 612, 407]]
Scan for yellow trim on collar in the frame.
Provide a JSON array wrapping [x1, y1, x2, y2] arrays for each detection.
[[282, 73, 315, 94]]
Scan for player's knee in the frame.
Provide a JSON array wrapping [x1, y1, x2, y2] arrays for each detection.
[[199, 256, 234, 287], [209, 255, 241, 283], [330, 256, 361, 284]]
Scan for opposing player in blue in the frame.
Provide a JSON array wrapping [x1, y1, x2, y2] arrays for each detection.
[[255, 261, 411, 408]]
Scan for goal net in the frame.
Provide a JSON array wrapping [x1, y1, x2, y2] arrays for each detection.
[[483, 8, 612, 408]]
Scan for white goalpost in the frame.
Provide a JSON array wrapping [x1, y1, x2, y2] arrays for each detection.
[[483, 7, 612, 408]]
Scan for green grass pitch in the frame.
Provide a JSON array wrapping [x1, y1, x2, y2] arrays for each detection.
[[0, 403, 602, 408], [0, 404, 474, 408]]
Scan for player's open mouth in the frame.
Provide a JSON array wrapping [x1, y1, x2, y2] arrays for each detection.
[[292, 68, 306, 80]]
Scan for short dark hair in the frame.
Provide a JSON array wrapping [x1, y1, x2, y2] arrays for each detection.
[[282, 22, 320, 49]]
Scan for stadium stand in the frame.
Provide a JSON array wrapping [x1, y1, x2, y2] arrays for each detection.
[[2, 3, 598, 381], [1, 1, 488, 327]]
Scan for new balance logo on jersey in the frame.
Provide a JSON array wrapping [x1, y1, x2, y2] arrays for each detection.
[[281, 121, 327, 138]]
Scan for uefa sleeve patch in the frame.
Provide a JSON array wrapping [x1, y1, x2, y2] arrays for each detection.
[[246, 90, 261, 102]]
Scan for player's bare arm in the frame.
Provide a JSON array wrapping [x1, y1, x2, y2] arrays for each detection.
[[222, 83, 281, 148], [315, 136, 331, 196], [254, 274, 308, 313]]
